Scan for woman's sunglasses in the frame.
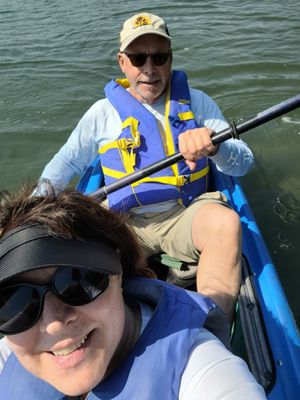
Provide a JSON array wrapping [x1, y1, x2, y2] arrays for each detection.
[[0, 267, 109, 335], [123, 51, 171, 67]]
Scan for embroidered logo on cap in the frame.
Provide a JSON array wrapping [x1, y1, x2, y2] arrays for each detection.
[[133, 15, 151, 28]]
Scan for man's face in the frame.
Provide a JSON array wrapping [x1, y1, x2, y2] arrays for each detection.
[[118, 34, 172, 104], [6, 268, 126, 396]]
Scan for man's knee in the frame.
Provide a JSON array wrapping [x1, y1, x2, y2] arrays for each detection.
[[214, 207, 241, 237], [192, 204, 241, 249]]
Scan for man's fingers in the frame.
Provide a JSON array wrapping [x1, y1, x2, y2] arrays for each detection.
[[185, 160, 197, 171], [179, 128, 218, 161]]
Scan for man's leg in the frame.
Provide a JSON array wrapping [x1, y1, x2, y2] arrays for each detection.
[[129, 194, 242, 322], [192, 203, 242, 322]]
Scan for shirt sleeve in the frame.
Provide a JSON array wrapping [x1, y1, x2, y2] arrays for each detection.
[[35, 98, 124, 195], [190, 88, 254, 176], [179, 329, 267, 400], [36, 106, 100, 193]]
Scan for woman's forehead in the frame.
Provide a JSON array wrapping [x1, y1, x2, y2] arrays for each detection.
[[16, 267, 57, 283]]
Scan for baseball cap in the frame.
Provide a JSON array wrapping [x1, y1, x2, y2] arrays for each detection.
[[119, 12, 171, 52]]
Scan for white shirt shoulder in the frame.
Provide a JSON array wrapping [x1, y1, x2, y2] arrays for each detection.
[[0, 337, 12, 373], [179, 329, 266, 399]]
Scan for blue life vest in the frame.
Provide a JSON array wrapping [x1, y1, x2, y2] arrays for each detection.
[[0, 278, 216, 400], [99, 70, 209, 212]]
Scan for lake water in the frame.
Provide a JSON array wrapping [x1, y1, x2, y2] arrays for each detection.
[[1, 0, 299, 324]]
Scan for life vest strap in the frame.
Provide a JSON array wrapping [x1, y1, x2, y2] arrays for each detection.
[[164, 83, 178, 184], [99, 117, 140, 172], [178, 111, 195, 121], [102, 165, 210, 187]]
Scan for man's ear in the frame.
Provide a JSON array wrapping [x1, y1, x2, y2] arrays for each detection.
[[118, 52, 125, 73]]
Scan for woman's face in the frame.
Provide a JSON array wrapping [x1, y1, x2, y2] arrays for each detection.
[[6, 268, 126, 396]]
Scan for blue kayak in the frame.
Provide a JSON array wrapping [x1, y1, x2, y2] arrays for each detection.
[[211, 164, 300, 399], [77, 160, 300, 399]]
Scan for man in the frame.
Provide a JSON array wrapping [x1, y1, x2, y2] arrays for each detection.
[[35, 13, 254, 321]]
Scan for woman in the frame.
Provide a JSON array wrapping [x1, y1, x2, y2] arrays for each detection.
[[0, 186, 266, 399]]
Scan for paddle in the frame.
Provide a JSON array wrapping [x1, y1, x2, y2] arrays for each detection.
[[90, 94, 300, 202]]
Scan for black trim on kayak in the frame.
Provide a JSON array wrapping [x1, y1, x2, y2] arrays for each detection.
[[235, 257, 275, 391]]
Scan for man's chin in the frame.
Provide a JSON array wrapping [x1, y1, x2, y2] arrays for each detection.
[[138, 87, 164, 104]]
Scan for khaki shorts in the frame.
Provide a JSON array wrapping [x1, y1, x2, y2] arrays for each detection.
[[129, 191, 228, 263]]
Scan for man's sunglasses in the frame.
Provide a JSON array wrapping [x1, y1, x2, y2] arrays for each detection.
[[0, 267, 109, 335], [123, 51, 171, 67]]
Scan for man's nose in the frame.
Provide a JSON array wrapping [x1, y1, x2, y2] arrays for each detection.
[[142, 55, 156, 73]]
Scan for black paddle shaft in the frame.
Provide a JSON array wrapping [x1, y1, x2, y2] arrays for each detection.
[[91, 94, 300, 202]]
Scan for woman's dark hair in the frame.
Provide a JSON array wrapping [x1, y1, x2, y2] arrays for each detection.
[[0, 184, 155, 279]]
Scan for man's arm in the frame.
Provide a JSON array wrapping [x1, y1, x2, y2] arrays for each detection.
[[34, 98, 124, 196], [209, 139, 254, 176], [185, 88, 254, 176], [34, 98, 123, 195], [35, 111, 99, 195]]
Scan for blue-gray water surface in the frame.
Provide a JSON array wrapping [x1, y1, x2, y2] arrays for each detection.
[[1, 0, 300, 324]]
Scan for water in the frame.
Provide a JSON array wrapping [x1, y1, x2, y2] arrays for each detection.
[[1, 0, 300, 323]]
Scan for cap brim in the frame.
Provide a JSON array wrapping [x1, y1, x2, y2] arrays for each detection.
[[120, 29, 171, 52]]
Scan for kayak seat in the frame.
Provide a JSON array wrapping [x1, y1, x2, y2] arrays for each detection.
[[147, 253, 197, 290]]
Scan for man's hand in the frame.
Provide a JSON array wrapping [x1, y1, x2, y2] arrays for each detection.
[[178, 127, 219, 170]]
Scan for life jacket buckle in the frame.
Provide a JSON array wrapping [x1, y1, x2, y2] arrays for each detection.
[[177, 175, 190, 186], [183, 174, 190, 184], [118, 138, 128, 150]]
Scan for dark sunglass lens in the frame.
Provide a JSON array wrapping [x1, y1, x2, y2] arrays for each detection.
[[152, 53, 169, 66], [126, 52, 169, 67], [0, 286, 40, 334], [55, 268, 108, 306], [128, 53, 147, 67]]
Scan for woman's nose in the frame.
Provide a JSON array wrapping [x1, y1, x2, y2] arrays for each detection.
[[39, 292, 79, 334]]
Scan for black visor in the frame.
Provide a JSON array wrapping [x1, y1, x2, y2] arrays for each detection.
[[0, 225, 122, 285]]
